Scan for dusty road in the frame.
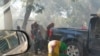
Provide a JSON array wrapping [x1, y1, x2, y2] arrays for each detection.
[[17, 50, 47, 56]]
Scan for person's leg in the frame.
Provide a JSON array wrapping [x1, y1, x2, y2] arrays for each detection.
[[34, 40, 38, 55], [37, 32, 43, 51], [39, 39, 44, 51]]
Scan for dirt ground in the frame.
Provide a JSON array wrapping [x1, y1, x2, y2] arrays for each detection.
[[25, 52, 47, 56], [17, 50, 48, 56]]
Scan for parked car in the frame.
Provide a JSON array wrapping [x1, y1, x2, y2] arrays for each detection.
[[48, 14, 100, 56]]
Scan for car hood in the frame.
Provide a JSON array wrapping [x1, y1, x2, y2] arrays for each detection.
[[52, 28, 88, 36]]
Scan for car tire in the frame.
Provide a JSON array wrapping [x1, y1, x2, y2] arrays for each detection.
[[66, 41, 83, 56]]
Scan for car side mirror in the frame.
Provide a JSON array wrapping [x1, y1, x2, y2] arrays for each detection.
[[0, 30, 29, 56]]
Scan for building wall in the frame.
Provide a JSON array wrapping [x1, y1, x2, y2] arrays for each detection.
[[4, 7, 13, 29], [0, 0, 13, 30], [0, 11, 5, 30]]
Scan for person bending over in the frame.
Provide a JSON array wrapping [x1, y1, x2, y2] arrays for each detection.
[[48, 40, 68, 56]]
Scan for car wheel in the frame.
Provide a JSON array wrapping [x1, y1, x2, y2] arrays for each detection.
[[66, 41, 83, 56]]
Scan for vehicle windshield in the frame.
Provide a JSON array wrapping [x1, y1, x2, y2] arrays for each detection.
[[1, 0, 100, 56], [31, 0, 100, 29], [8, 0, 100, 30]]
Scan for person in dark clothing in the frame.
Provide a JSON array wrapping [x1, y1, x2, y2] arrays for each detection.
[[31, 22, 38, 39], [31, 22, 43, 55]]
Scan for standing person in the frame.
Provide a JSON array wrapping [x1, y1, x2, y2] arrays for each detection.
[[31, 22, 43, 55], [48, 40, 68, 56], [47, 23, 54, 40]]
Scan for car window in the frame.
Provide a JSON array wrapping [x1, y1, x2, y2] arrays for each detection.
[[0, 39, 9, 53], [29, 0, 100, 29], [0, 0, 100, 56], [1, 0, 100, 30], [2, 0, 100, 31], [0, 31, 19, 54]]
